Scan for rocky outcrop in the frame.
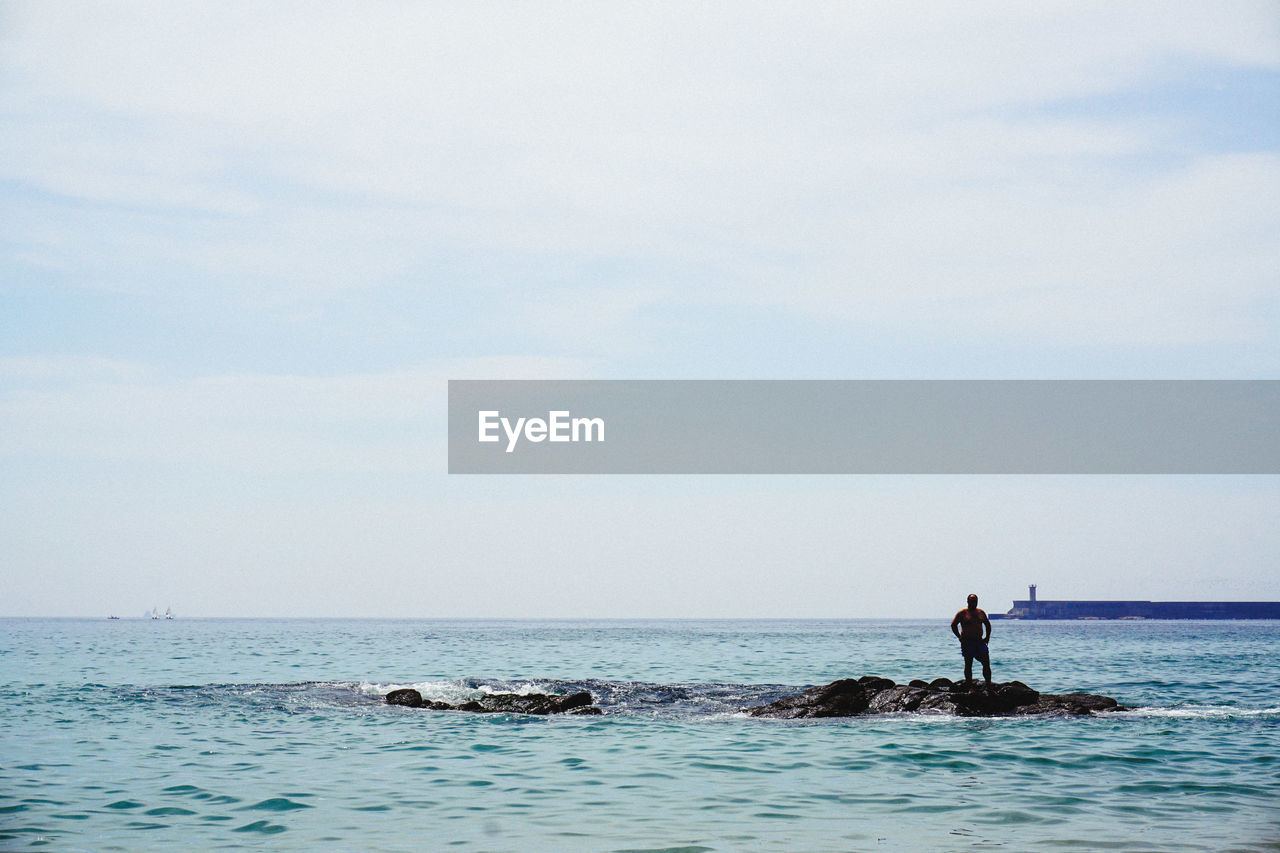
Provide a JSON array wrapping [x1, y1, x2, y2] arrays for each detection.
[[744, 676, 1126, 718], [386, 688, 601, 715]]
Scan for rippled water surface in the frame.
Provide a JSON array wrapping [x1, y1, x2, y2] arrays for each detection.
[[2, 618, 1278, 851]]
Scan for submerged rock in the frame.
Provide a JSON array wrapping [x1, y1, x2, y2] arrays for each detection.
[[744, 677, 1125, 719], [385, 688, 601, 715]]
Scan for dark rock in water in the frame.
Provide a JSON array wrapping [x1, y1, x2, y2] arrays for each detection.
[[1029, 692, 1121, 716], [997, 680, 1040, 705], [746, 678, 872, 719], [466, 690, 595, 715], [386, 688, 600, 716], [744, 677, 1126, 719], [858, 675, 897, 692], [868, 685, 928, 713], [916, 692, 959, 714], [944, 680, 1043, 716], [386, 688, 424, 707]]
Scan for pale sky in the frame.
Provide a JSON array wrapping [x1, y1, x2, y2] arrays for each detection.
[[2, 2, 1278, 617]]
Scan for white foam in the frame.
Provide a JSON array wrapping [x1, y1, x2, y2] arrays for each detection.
[[361, 679, 561, 704], [360, 679, 477, 704], [1119, 705, 1280, 719], [474, 681, 555, 697]]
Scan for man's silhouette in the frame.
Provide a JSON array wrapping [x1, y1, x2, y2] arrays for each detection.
[[950, 593, 992, 684]]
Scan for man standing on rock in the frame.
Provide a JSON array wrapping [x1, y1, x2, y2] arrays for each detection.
[[951, 593, 992, 684]]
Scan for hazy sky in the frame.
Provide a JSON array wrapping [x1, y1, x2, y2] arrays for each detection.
[[3, 2, 1278, 617]]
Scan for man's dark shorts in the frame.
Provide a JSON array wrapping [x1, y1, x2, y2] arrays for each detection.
[[960, 639, 989, 661]]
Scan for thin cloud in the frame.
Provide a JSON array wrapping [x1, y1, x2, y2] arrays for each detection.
[[3, 4, 1276, 348]]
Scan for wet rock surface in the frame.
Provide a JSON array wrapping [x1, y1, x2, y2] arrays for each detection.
[[386, 688, 602, 715], [744, 675, 1126, 719]]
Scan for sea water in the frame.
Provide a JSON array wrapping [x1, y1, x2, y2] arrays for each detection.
[[2, 618, 1277, 851]]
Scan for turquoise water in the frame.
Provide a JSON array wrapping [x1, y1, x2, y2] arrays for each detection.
[[2, 618, 1278, 851]]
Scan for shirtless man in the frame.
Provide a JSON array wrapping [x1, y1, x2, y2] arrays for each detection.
[[950, 593, 992, 684]]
